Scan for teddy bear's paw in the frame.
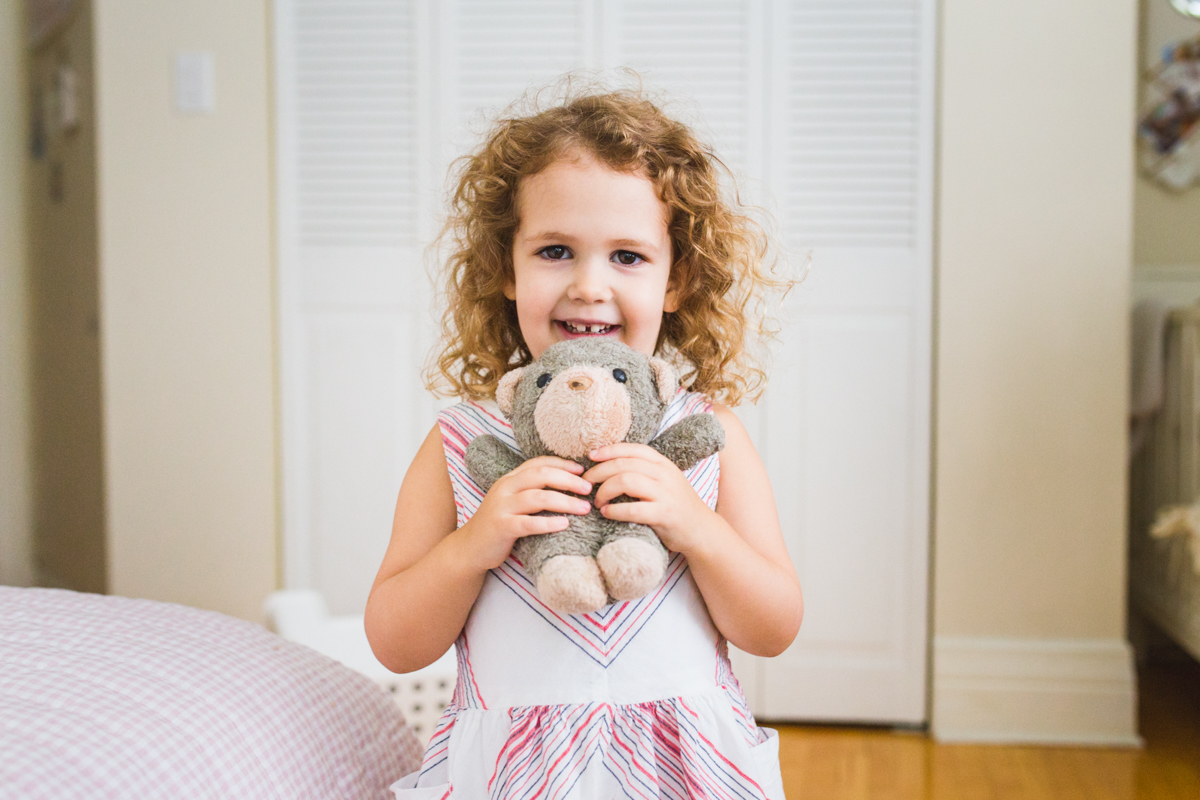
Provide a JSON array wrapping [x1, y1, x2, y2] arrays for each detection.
[[597, 539, 666, 601], [537, 556, 608, 614]]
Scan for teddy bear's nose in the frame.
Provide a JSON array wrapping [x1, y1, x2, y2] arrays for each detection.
[[568, 376, 592, 392]]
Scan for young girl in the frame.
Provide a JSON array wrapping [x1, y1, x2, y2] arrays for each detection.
[[366, 88, 803, 800]]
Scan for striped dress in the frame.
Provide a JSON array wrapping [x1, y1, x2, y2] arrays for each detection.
[[391, 390, 786, 800]]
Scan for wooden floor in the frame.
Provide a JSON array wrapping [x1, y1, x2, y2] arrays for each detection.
[[772, 655, 1200, 799]]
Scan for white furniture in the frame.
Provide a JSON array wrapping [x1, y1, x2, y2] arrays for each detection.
[[266, 589, 457, 743], [1130, 305, 1200, 661]]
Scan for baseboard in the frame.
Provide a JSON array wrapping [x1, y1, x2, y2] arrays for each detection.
[[932, 637, 1140, 746]]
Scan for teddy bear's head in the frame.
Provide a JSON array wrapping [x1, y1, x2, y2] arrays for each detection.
[[496, 339, 677, 461]]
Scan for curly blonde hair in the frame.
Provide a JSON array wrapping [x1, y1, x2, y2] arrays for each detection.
[[426, 84, 788, 406]]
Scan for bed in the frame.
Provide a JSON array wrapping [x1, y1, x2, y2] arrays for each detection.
[[0, 586, 422, 799]]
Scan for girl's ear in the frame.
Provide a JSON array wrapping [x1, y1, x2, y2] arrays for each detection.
[[663, 276, 680, 313], [648, 357, 677, 404], [496, 367, 524, 417]]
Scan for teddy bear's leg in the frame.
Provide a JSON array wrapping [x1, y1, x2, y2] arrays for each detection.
[[537, 556, 608, 614], [513, 518, 607, 614], [596, 524, 669, 601]]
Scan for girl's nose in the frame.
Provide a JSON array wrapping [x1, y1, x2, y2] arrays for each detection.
[[567, 259, 611, 303]]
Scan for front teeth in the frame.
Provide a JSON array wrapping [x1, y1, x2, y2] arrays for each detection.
[[563, 322, 615, 334]]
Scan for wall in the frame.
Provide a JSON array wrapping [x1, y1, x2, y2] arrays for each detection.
[[92, 0, 278, 621], [0, 0, 34, 587], [933, 0, 1139, 743], [1135, 0, 1200, 270]]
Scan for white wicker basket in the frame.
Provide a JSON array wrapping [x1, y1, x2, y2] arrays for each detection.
[[265, 590, 455, 743], [1130, 306, 1200, 661]]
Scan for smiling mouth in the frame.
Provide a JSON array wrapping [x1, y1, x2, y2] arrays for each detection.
[[557, 320, 620, 336]]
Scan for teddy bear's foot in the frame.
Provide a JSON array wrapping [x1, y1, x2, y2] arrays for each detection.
[[597, 539, 666, 601], [536, 555, 608, 614]]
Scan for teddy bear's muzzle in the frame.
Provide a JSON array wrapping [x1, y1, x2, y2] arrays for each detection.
[[535, 366, 632, 459]]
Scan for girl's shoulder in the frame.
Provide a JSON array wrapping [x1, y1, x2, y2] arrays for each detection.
[[659, 387, 715, 429], [438, 397, 508, 427], [436, 397, 515, 454]]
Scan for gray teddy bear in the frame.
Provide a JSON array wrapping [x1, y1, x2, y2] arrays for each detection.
[[464, 338, 725, 614]]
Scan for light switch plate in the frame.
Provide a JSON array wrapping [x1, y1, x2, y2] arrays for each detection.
[[174, 52, 214, 113]]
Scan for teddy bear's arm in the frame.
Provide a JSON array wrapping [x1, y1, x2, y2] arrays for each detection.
[[464, 434, 526, 491], [647, 413, 725, 472]]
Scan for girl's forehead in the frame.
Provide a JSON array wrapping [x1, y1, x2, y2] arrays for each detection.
[[514, 156, 669, 234]]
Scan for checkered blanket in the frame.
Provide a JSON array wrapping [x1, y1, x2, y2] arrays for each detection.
[[0, 586, 422, 799]]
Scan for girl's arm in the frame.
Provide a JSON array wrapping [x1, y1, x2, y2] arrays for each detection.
[[365, 423, 592, 673], [585, 405, 803, 656], [695, 404, 803, 655]]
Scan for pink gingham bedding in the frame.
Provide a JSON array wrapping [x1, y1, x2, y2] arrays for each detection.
[[0, 586, 422, 799]]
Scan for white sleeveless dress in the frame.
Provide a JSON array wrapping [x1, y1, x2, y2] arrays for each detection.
[[391, 390, 786, 800]]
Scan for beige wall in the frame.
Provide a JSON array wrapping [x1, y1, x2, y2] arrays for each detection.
[[93, 0, 278, 621], [935, 0, 1137, 641], [1135, 0, 1200, 267], [0, 0, 34, 588], [7, 0, 1148, 659]]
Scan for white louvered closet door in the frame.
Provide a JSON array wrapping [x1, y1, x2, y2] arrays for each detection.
[[276, 0, 933, 724], [755, 1, 934, 724]]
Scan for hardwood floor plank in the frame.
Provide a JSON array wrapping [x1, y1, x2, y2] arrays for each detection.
[[770, 657, 1200, 799]]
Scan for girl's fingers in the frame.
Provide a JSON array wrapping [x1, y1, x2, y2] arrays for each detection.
[[518, 514, 572, 536], [584, 458, 663, 489], [599, 501, 653, 526], [512, 489, 592, 517], [594, 472, 657, 508], [506, 464, 592, 496], [588, 443, 665, 464]]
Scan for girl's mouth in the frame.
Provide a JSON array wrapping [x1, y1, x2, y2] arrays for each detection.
[[556, 320, 620, 337]]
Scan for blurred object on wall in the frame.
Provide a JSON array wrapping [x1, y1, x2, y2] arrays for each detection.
[[1171, 0, 1200, 20], [25, 0, 74, 49], [1139, 32, 1200, 190], [25, 2, 107, 595]]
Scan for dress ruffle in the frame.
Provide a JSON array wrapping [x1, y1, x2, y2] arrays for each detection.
[[392, 689, 783, 800]]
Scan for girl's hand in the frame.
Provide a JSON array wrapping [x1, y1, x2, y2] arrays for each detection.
[[457, 456, 593, 572], [582, 443, 713, 553]]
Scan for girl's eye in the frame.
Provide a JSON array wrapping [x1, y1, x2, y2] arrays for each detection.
[[538, 245, 571, 260], [536, 373, 552, 388], [612, 369, 627, 383], [612, 250, 644, 266]]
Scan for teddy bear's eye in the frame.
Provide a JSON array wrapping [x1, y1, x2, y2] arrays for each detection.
[[536, 373, 552, 388], [612, 368, 627, 383]]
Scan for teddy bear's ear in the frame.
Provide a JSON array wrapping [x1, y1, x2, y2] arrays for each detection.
[[647, 357, 677, 405], [495, 367, 524, 418]]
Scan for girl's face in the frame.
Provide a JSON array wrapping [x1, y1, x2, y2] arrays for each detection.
[[506, 155, 678, 360]]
